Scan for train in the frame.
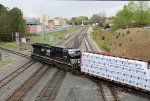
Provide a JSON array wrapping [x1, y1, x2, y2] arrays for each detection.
[[31, 43, 150, 94], [31, 43, 81, 70]]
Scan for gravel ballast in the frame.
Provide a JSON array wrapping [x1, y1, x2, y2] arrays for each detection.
[[0, 62, 43, 101], [22, 67, 58, 101], [55, 72, 103, 101]]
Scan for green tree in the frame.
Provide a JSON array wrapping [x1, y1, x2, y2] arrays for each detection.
[[90, 14, 101, 24], [70, 16, 88, 25], [0, 5, 26, 41], [112, 1, 150, 31], [0, 4, 11, 41], [9, 7, 26, 37], [134, 1, 150, 25]]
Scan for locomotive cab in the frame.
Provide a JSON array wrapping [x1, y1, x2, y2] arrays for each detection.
[[67, 49, 80, 64]]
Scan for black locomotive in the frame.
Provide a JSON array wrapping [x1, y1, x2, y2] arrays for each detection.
[[31, 43, 81, 68]]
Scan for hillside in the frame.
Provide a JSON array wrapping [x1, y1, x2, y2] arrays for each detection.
[[91, 27, 150, 60]]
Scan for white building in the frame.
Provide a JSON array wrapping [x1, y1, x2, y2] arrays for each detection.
[[53, 19, 60, 26]]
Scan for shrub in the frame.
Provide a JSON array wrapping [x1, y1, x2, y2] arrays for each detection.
[[100, 40, 110, 52], [102, 35, 105, 40], [119, 43, 122, 46], [130, 39, 132, 41], [116, 35, 119, 39], [127, 30, 130, 34]]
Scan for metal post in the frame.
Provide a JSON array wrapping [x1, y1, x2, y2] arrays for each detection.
[[12, 32, 13, 42], [19, 32, 21, 47], [41, 5, 44, 42]]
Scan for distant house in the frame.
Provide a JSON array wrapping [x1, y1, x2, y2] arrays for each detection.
[[48, 20, 54, 30], [53, 19, 60, 26], [104, 18, 113, 27], [53, 19, 66, 26], [25, 17, 42, 34], [99, 18, 113, 27], [59, 19, 66, 26]]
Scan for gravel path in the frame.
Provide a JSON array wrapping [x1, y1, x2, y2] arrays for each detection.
[[87, 26, 102, 52], [0, 62, 43, 101], [22, 67, 58, 101], [55, 72, 103, 101]]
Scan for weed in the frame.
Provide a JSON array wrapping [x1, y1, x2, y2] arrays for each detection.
[[119, 43, 122, 46], [102, 36, 105, 40], [127, 30, 130, 34], [100, 40, 110, 52], [116, 35, 119, 39]]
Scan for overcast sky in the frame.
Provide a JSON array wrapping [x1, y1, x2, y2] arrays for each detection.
[[0, 0, 130, 19]]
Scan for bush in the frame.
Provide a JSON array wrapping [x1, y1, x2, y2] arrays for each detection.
[[127, 30, 130, 34], [102, 35, 105, 40], [100, 40, 110, 52], [116, 35, 119, 39], [119, 43, 122, 46]]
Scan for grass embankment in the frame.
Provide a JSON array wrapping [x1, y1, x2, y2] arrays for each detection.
[[0, 26, 77, 50], [26, 26, 76, 45], [92, 26, 150, 60]]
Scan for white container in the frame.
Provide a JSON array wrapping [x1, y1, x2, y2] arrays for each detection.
[[81, 52, 150, 91]]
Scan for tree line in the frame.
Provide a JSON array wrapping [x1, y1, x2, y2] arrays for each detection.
[[68, 13, 105, 25], [69, 16, 89, 25], [112, 1, 150, 31], [0, 4, 26, 41]]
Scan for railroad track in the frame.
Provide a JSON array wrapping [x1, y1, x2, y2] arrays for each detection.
[[97, 83, 120, 101], [6, 65, 49, 101], [0, 46, 31, 59], [84, 32, 120, 101], [0, 60, 35, 89], [84, 35, 92, 51], [72, 26, 88, 48], [58, 26, 88, 48], [56, 28, 82, 46], [2, 25, 90, 101], [36, 70, 66, 101], [33, 26, 87, 101], [109, 86, 120, 101]]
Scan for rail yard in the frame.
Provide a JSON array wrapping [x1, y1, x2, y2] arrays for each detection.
[[0, 26, 150, 101]]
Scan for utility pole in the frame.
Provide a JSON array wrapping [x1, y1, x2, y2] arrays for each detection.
[[41, 5, 44, 42], [12, 32, 13, 42]]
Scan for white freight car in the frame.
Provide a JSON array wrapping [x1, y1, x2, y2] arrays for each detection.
[[81, 52, 150, 92]]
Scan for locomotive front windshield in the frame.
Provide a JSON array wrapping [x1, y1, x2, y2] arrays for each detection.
[[68, 50, 80, 58]]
